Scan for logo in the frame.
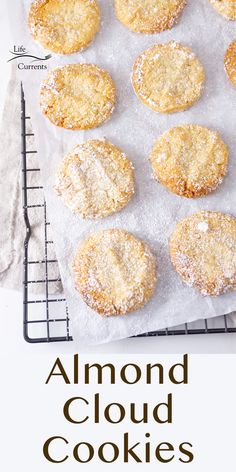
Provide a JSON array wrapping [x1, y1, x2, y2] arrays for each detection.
[[8, 46, 52, 70]]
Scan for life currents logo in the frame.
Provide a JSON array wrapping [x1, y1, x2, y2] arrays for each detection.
[[8, 46, 52, 70]]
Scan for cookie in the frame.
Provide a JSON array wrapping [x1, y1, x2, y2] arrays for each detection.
[[114, 0, 187, 34], [150, 125, 228, 198], [225, 40, 236, 86], [28, 0, 100, 55], [55, 140, 135, 219], [170, 211, 236, 296], [132, 41, 205, 113], [40, 64, 116, 130], [72, 229, 157, 316], [208, 0, 236, 20]]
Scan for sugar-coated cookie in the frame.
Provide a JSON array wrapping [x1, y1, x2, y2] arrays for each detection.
[[55, 140, 135, 219], [208, 0, 236, 20], [114, 0, 187, 34], [150, 125, 228, 198], [132, 41, 205, 113], [225, 40, 236, 86], [28, 0, 101, 55], [40, 64, 116, 130], [73, 229, 157, 316], [170, 211, 236, 296]]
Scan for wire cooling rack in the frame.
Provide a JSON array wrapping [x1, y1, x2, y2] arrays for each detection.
[[21, 84, 236, 343], [21, 84, 72, 343]]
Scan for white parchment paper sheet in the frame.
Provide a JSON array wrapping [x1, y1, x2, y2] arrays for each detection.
[[9, 0, 236, 344]]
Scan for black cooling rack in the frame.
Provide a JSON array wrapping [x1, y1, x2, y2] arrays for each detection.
[[21, 84, 72, 343], [21, 84, 236, 343]]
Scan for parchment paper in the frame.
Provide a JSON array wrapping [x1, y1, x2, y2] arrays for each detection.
[[8, 0, 236, 344]]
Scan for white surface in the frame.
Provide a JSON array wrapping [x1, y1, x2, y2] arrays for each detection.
[[1, 0, 236, 352], [8, 0, 236, 344], [2, 350, 236, 470]]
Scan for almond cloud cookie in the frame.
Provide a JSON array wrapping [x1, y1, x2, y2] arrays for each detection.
[[208, 0, 236, 20], [55, 140, 135, 219], [72, 229, 157, 316], [28, 0, 101, 55], [114, 0, 187, 34], [170, 211, 236, 296], [225, 40, 236, 86], [150, 125, 228, 198], [40, 64, 116, 130], [132, 41, 205, 113]]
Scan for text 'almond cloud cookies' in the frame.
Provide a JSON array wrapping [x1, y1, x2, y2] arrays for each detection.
[[40, 64, 116, 130], [72, 229, 157, 316], [170, 211, 236, 296], [54, 140, 135, 219], [132, 41, 205, 113], [114, 0, 187, 34], [225, 40, 236, 86], [150, 125, 228, 198], [28, 0, 101, 54], [208, 0, 236, 20]]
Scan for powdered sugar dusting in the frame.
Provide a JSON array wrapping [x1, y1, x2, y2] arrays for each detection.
[[54, 139, 135, 219], [28, 0, 101, 55], [115, 0, 187, 34], [197, 222, 209, 232], [73, 229, 157, 316], [40, 63, 116, 130], [132, 41, 205, 113], [171, 211, 236, 296], [150, 125, 228, 198], [209, 0, 236, 20]]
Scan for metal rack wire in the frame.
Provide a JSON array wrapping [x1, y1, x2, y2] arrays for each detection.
[[21, 84, 72, 343], [21, 84, 236, 343]]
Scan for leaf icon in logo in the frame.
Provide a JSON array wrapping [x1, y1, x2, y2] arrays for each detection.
[[7, 51, 52, 63]]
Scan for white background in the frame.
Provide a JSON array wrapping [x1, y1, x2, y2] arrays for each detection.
[[0, 2, 236, 470], [1, 352, 236, 470]]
